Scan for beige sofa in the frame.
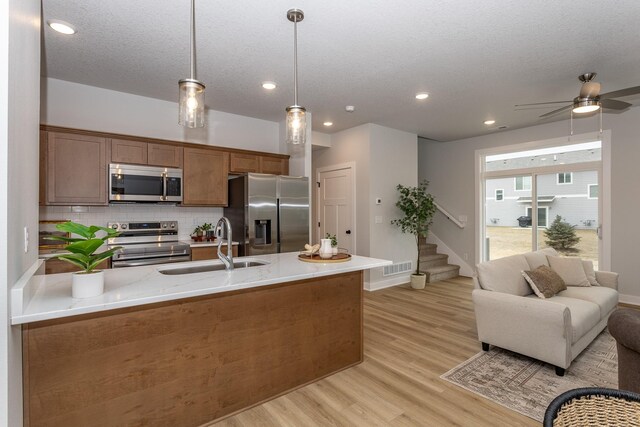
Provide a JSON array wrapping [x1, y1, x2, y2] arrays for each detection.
[[473, 248, 618, 376]]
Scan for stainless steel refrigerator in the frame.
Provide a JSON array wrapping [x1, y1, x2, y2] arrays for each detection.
[[225, 173, 310, 256]]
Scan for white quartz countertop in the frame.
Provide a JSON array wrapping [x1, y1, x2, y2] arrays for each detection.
[[11, 252, 391, 325]]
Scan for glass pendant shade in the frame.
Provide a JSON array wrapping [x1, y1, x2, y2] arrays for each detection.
[[178, 79, 205, 128], [286, 106, 306, 145]]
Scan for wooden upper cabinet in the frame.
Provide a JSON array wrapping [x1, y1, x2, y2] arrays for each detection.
[[229, 153, 260, 174], [260, 156, 289, 175], [183, 147, 229, 206], [111, 139, 147, 165], [148, 143, 183, 168], [111, 139, 183, 168], [45, 132, 109, 205]]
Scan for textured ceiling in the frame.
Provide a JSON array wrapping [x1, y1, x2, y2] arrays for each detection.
[[42, 0, 640, 141]]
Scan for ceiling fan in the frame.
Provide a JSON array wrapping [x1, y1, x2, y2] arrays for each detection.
[[516, 73, 640, 118]]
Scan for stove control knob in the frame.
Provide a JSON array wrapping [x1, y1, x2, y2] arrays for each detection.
[[111, 224, 118, 230], [162, 224, 167, 229], [170, 223, 176, 228], [121, 224, 128, 229]]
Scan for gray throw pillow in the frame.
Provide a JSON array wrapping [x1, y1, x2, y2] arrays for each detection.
[[522, 265, 567, 299]]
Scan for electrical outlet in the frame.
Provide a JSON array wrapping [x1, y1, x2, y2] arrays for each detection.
[[24, 226, 29, 253], [459, 215, 468, 223], [463, 253, 468, 261], [375, 216, 383, 224]]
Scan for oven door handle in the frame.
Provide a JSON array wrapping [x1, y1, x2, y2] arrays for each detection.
[[162, 172, 167, 201]]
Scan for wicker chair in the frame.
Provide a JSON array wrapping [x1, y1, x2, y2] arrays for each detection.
[[543, 387, 640, 427]]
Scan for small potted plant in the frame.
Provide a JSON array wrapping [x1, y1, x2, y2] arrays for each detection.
[[45, 221, 121, 298], [201, 223, 214, 241], [326, 233, 338, 255], [391, 180, 436, 289], [192, 225, 204, 242]]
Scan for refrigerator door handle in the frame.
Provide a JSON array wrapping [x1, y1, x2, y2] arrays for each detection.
[[276, 198, 281, 253]]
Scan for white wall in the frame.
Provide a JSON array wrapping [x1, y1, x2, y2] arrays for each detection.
[[368, 124, 418, 287], [419, 107, 640, 302], [42, 78, 281, 153], [1, 0, 41, 425], [312, 123, 419, 289]]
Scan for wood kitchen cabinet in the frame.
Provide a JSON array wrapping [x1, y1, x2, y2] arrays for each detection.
[[260, 155, 289, 175], [229, 152, 289, 175], [42, 131, 109, 205], [111, 139, 183, 168], [191, 245, 239, 261], [183, 147, 229, 206]]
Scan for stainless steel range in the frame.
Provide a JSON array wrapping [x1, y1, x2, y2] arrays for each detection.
[[108, 220, 191, 268]]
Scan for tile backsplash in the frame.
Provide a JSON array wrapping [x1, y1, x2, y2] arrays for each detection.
[[40, 205, 225, 241]]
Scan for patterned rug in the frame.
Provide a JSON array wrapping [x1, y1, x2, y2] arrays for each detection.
[[441, 330, 617, 422]]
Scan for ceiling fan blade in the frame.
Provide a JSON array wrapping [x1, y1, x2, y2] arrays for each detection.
[[580, 82, 600, 98], [539, 105, 573, 118], [514, 101, 571, 107], [600, 86, 640, 99], [600, 98, 632, 110]]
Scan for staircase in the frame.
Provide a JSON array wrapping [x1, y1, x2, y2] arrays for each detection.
[[419, 238, 460, 283]]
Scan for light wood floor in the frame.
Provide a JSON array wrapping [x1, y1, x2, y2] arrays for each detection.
[[211, 277, 538, 426]]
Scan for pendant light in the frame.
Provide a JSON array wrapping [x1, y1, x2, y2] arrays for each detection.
[[178, 0, 205, 128], [285, 9, 306, 145]]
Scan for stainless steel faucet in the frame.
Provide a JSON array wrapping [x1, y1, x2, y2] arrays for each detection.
[[216, 217, 234, 270]]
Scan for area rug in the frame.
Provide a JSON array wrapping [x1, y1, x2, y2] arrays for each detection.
[[441, 330, 617, 422]]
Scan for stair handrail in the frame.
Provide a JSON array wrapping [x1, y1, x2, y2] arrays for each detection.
[[434, 202, 465, 229]]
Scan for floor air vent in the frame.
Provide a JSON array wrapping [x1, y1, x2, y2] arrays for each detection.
[[383, 261, 413, 276]]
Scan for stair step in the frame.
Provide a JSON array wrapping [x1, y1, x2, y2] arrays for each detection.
[[423, 264, 460, 283], [419, 243, 437, 255], [419, 253, 449, 269]]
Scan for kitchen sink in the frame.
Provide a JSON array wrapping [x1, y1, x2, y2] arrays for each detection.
[[159, 259, 269, 275]]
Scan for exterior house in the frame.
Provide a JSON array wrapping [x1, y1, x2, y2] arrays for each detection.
[[485, 148, 599, 229]]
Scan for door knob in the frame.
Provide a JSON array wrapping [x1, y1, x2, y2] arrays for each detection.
[[346, 230, 351, 234]]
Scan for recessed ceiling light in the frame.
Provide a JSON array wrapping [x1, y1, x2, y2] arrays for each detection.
[[262, 82, 276, 90], [323, 122, 333, 127], [47, 20, 76, 35], [415, 93, 429, 100], [484, 120, 496, 125]]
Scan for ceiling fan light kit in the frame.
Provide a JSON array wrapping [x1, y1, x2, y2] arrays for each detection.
[[178, 0, 206, 128], [285, 8, 307, 145]]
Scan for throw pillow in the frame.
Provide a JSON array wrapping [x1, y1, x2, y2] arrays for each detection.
[[522, 265, 567, 298], [547, 256, 591, 287], [581, 260, 600, 286]]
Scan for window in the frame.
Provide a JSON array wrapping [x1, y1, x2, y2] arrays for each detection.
[[557, 172, 572, 184], [514, 176, 531, 191], [588, 184, 598, 199], [495, 189, 504, 201]]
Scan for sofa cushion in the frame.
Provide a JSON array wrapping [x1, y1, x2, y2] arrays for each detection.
[[557, 286, 618, 319], [522, 265, 567, 298], [477, 254, 532, 296], [524, 247, 559, 270], [527, 294, 600, 343], [582, 260, 600, 286], [547, 256, 591, 287]]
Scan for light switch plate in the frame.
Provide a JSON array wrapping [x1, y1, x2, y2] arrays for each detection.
[[375, 216, 383, 224], [24, 226, 29, 253]]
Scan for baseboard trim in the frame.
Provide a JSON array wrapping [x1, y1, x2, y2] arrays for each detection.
[[619, 293, 640, 307], [365, 274, 410, 291]]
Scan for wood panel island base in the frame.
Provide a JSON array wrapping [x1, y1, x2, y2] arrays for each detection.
[[23, 271, 363, 427]]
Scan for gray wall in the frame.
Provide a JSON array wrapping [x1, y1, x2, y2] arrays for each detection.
[[1, 0, 41, 424], [418, 106, 640, 300]]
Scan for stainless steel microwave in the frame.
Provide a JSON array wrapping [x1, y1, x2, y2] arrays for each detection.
[[109, 164, 183, 203]]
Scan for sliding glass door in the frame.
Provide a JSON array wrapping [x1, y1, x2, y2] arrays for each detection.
[[481, 140, 602, 266]]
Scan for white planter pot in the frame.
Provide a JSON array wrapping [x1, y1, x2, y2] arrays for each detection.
[[410, 273, 426, 290], [319, 239, 333, 259], [72, 270, 105, 298]]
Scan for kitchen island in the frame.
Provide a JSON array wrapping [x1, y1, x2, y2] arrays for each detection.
[[12, 253, 390, 426]]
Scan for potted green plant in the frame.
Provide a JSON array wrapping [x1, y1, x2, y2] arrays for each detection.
[[326, 233, 338, 255], [45, 221, 121, 298], [192, 225, 204, 242], [201, 223, 214, 241], [391, 180, 436, 289]]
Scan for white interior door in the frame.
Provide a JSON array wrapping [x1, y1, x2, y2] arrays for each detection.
[[317, 167, 354, 253]]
